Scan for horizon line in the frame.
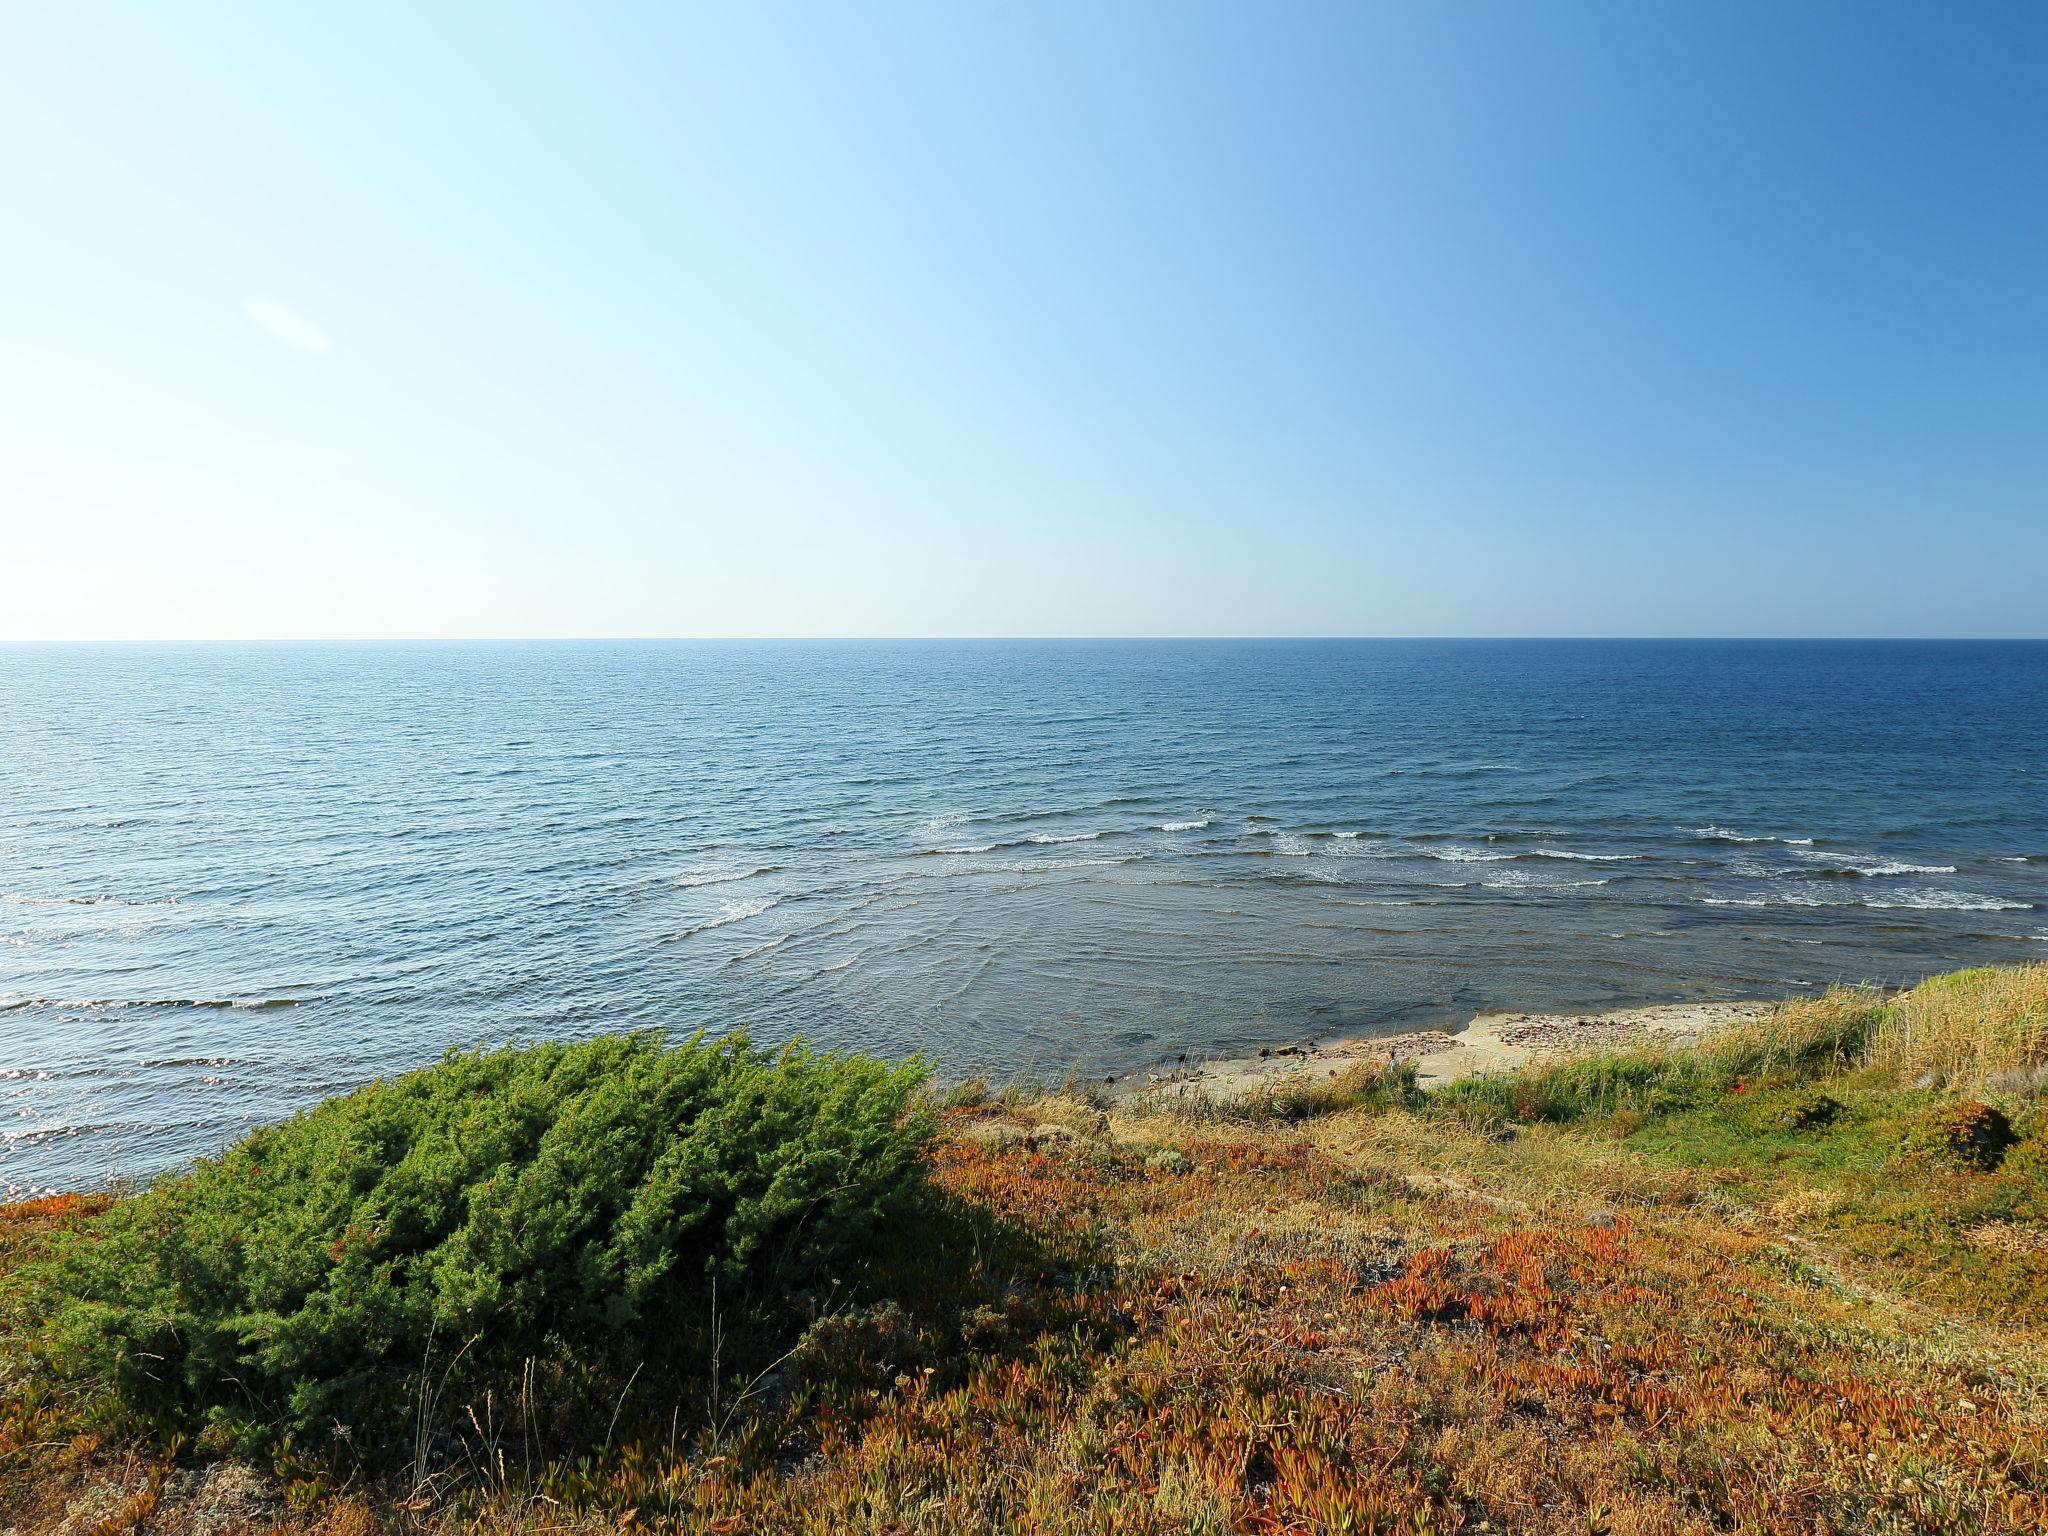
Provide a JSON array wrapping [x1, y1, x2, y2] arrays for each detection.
[[4, 634, 2045, 646]]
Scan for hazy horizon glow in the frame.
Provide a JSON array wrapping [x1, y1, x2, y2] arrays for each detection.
[[3, 2, 2044, 641]]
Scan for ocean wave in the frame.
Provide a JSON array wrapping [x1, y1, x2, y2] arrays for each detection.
[[1158, 819, 1210, 832], [926, 830, 1109, 854], [1, 892, 178, 907], [1413, 844, 1635, 864], [670, 896, 782, 940], [1695, 827, 1814, 845], [1864, 890, 2032, 912], [994, 855, 1140, 872], [670, 866, 775, 890], [0, 1125, 90, 1149], [1704, 887, 2029, 912], [0, 997, 301, 1013], [1701, 896, 1820, 908], [1788, 855, 1958, 877], [1481, 869, 1610, 890]]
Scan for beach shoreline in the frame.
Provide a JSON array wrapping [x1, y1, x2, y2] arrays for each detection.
[[1124, 997, 1777, 1102]]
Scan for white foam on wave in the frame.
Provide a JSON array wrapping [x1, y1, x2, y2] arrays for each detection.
[[2, 892, 176, 907], [1426, 846, 1515, 862], [675, 896, 781, 939], [1703, 887, 2029, 912], [1790, 851, 1955, 876], [1, 1126, 91, 1153], [996, 855, 1140, 872], [0, 996, 300, 1013], [1530, 849, 1639, 862], [1029, 831, 1107, 845], [670, 866, 772, 890], [1158, 819, 1210, 832], [1481, 868, 1610, 890], [1702, 895, 1822, 908], [930, 843, 997, 855], [1696, 827, 1813, 845], [1865, 890, 2031, 912]]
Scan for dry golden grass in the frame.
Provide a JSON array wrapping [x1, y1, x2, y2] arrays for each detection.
[[1869, 963, 2048, 1090]]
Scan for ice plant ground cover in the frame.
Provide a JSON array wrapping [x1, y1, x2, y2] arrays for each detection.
[[3, 966, 2045, 1534]]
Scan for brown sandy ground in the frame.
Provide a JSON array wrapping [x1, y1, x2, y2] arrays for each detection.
[[1129, 999, 1775, 1100]]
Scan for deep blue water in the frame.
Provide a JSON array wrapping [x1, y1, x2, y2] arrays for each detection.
[[3, 639, 2045, 1193]]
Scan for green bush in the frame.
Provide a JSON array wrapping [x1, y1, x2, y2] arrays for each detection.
[[1745, 1089, 1844, 1133], [28, 1032, 933, 1460], [1902, 1099, 2016, 1171]]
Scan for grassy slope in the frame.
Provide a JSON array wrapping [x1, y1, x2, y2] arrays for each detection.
[[4, 967, 2046, 1535]]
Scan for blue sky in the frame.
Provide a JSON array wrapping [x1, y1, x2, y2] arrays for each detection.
[[3, 2, 2043, 639]]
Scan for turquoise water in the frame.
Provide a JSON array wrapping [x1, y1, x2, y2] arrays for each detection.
[[3, 639, 2045, 1192]]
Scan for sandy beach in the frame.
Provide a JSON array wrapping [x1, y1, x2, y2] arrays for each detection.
[[1127, 998, 1776, 1102]]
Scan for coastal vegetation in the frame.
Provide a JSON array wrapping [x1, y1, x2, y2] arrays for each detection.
[[4, 965, 2046, 1533]]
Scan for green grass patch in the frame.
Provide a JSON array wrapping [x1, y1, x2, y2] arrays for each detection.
[[1428, 986, 1887, 1130], [1614, 1074, 2048, 1313]]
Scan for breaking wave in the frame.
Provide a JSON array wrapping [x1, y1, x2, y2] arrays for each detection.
[[668, 896, 782, 940], [1695, 827, 1815, 845], [1704, 887, 2029, 912]]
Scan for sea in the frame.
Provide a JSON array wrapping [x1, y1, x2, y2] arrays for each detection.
[[3, 639, 2045, 1194]]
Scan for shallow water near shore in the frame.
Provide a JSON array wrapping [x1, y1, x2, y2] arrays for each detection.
[[3, 638, 2045, 1192]]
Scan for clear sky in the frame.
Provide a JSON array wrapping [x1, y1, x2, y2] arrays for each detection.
[[4, 2, 2043, 640]]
